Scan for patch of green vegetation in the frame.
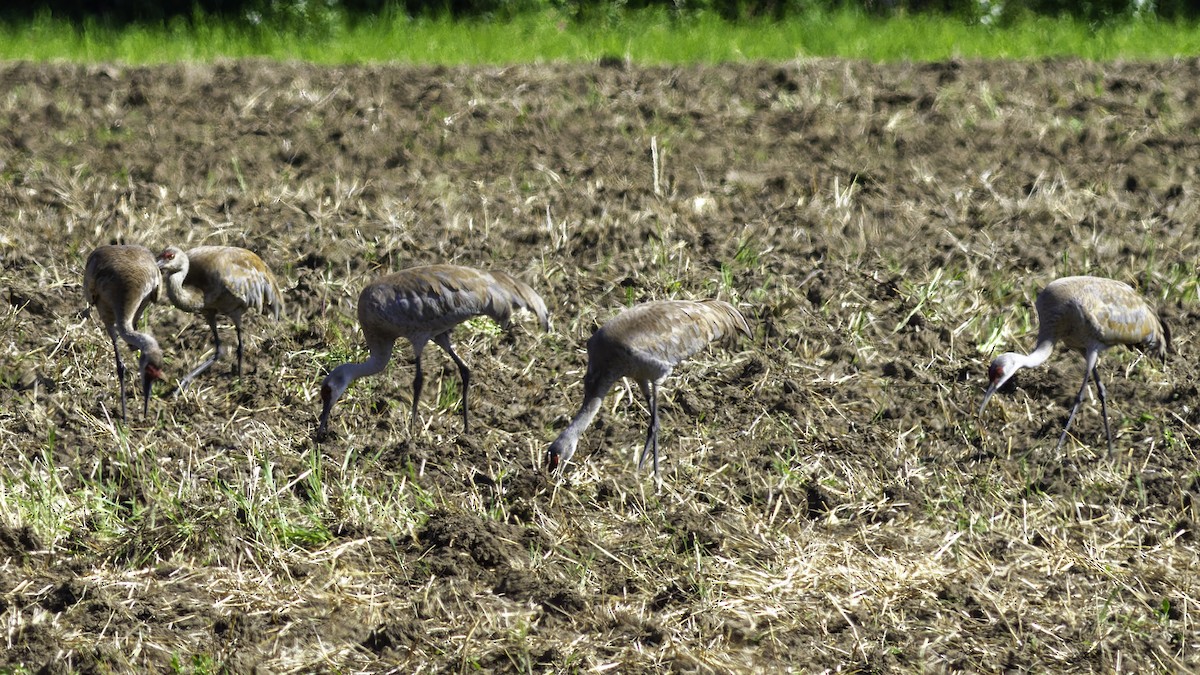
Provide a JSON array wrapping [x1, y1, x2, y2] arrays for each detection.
[[2, 9, 1200, 63], [437, 375, 461, 415], [170, 652, 220, 675]]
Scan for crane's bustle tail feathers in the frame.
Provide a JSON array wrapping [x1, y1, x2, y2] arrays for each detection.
[[700, 299, 752, 341], [487, 270, 549, 331]]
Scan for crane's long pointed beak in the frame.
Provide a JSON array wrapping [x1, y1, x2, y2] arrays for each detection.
[[978, 383, 1000, 416], [141, 364, 161, 419], [316, 402, 333, 441]]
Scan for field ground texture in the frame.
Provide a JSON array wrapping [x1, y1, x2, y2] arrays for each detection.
[[1, 59, 1199, 672]]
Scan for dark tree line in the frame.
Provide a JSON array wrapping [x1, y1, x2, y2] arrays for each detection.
[[4, 0, 1196, 26]]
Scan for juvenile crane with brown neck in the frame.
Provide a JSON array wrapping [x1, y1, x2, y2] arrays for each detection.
[[547, 299, 751, 487], [979, 276, 1170, 453], [156, 245, 283, 390], [84, 245, 165, 423], [317, 264, 549, 439]]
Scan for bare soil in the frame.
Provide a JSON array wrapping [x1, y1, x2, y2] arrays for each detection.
[[1, 58, 1199, 672]]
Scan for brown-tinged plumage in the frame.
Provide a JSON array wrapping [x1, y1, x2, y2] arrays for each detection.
[[83, 244, 165, 423], [316, 264, 549, 439], [547, 299, 752, 487], [156, 245, 283, 390], [979, 276, 1170, 453]]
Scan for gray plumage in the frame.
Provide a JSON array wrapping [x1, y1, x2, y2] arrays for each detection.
[[547, 299, 752, 486], [979, 275, 1169, 453], [317, 264, 550, 439], [83, 244, 165, 423], [156, 245, 283, 390]]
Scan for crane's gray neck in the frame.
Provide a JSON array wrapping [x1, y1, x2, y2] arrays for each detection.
[[551, 372, 620, 463], [335, 339, 395, 386], [122, 330, 162, 363], [1019, 337, 1055, 370], [162, 257, 205, 313]]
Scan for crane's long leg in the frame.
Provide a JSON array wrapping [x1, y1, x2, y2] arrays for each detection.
[[233, 313, 245, 376], [178, 315, 222, 391], [1057, 350, 1100, 451], [409, 339, 427, 432], [434, 332, 471, 434], [107, 327, 128, 424], [1093, 364, 1114, 455], [637, 380, 661, 490]]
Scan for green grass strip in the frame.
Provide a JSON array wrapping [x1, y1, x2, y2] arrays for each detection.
[[1, 9, 1200, 63]]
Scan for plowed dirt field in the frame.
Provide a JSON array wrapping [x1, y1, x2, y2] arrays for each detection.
[[1, 58, 1198, 671]]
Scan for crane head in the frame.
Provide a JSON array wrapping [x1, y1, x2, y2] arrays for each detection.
[[155, 246, 187, 273], [316, 367, 351, 440], [978, 352, 1021, 416], [141, 364, 162, 417], [547, 435, 576, 473], [138, 343, 165, 417]]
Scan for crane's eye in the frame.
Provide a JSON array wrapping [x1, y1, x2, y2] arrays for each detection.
[[988, 364, 1003, 381]]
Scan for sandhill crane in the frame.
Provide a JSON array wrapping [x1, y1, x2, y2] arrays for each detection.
[[156, 245, 283, 391], [547, 299, 752, 487], [316, 264, 549, 439], [979, 275, 1170, 453], [83, 245, 165, 423]]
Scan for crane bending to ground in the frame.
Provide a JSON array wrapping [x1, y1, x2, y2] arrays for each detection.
[[547, 299, 752, 488], [156, 245, 283, 391], [83, 244, 165, 423], [979, 275, 1170, 453], [316, 264, 549, 439]]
